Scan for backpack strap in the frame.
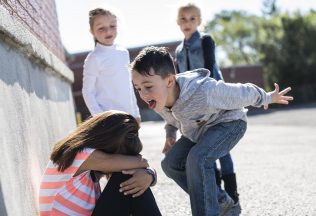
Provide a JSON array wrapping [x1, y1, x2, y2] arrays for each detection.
[[201, 34, 216, 78]]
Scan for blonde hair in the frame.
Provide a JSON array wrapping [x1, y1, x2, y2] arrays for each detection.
[[88, 8, 117, 46], [89, 8, 116, 29], [177, 3, 201, 19]]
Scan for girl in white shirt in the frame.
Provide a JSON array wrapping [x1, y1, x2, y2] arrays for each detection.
[[82, 8, 140, 122]]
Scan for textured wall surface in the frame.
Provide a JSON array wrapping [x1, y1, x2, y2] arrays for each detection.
[[0, 1, 76, 216], [0, 40, 76, 216]]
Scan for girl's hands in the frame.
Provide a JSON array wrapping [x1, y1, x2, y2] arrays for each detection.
[[264, 83, 294, 109], [162, 137, 176, 153], [119, 169, 152, 197]]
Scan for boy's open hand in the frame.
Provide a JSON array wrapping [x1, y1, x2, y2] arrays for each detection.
[[119, 169, 152, 197], [264, 83, 293, 110]]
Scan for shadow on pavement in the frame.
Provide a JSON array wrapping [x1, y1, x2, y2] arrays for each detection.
[[0, 182, 8, 216]]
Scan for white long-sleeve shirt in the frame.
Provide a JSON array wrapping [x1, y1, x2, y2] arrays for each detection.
[[82, 43, 140, 118]]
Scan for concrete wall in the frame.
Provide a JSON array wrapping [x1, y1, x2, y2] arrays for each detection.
[[0, 3, 76, 216]]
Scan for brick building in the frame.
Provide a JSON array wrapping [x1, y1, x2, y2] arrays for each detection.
[[221, 64, 264, 87]]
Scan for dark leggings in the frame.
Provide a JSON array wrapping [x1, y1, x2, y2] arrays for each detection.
[[92, 172, 162, 216]]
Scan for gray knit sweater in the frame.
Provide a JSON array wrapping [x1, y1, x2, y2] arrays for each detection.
[[159, 69, 272, 143]]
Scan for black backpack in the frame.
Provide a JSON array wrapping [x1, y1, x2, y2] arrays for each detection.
[[201, 34, 216, 78]]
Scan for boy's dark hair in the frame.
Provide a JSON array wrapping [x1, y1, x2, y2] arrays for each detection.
[[130, 46, 176, 78]]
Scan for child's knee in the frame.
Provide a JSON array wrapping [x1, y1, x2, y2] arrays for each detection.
[[161, 155, 185, 175], [161, 157, 171, 174], [187, 150, 216, 170]]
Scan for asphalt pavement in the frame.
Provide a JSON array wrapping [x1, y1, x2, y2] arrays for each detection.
[[139, 103, 316, 216]]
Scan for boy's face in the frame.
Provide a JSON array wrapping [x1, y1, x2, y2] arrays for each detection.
[[90, 15, 117, 46], [132, 69, 175, 112], [177, 8, 201, 39]]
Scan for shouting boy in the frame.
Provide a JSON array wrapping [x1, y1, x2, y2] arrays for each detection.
[[130, 46, 293, 216]]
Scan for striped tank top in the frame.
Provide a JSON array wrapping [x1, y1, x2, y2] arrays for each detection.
[[39, 148, 101, 216]]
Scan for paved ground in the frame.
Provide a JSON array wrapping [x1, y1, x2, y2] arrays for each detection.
[[139, 103, 316, 216]]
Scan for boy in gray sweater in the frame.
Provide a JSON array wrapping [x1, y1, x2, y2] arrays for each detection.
[[130, 46, 293, 216]]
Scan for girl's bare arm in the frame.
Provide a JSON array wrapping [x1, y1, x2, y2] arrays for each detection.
[[78, 150, 148, 174]]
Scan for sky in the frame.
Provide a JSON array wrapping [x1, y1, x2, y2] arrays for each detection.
[[55, 0, 316, 54]]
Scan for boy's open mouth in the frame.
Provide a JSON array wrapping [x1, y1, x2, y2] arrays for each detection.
[[148, 100, 156, 109]]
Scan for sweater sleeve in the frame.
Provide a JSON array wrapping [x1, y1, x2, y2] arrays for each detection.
[[164, 123, 178, 139], [202, 35, 225, 81], [159, 109, 179, 139], [82, 55, 103, 115], [205, 80, 273, 110], [201, 35, 215, 75]]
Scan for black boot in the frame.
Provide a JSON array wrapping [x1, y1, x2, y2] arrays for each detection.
[[222, 173, 239, 205], [215, 167, 222, 188]]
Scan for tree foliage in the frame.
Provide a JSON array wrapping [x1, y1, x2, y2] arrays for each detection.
[[261, 11, 316, 102], [205, 10, 263, 66], [204, 8, 316, 103]]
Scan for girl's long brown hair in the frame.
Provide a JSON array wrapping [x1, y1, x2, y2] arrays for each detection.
[[50, 110, 142, 171]]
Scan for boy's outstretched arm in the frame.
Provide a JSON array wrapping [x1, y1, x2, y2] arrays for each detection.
[[264, 83, 293, 109]]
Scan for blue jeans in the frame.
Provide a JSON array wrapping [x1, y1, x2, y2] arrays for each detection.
[[161, 120, 247, 216], [217, 153, 234, 176]]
